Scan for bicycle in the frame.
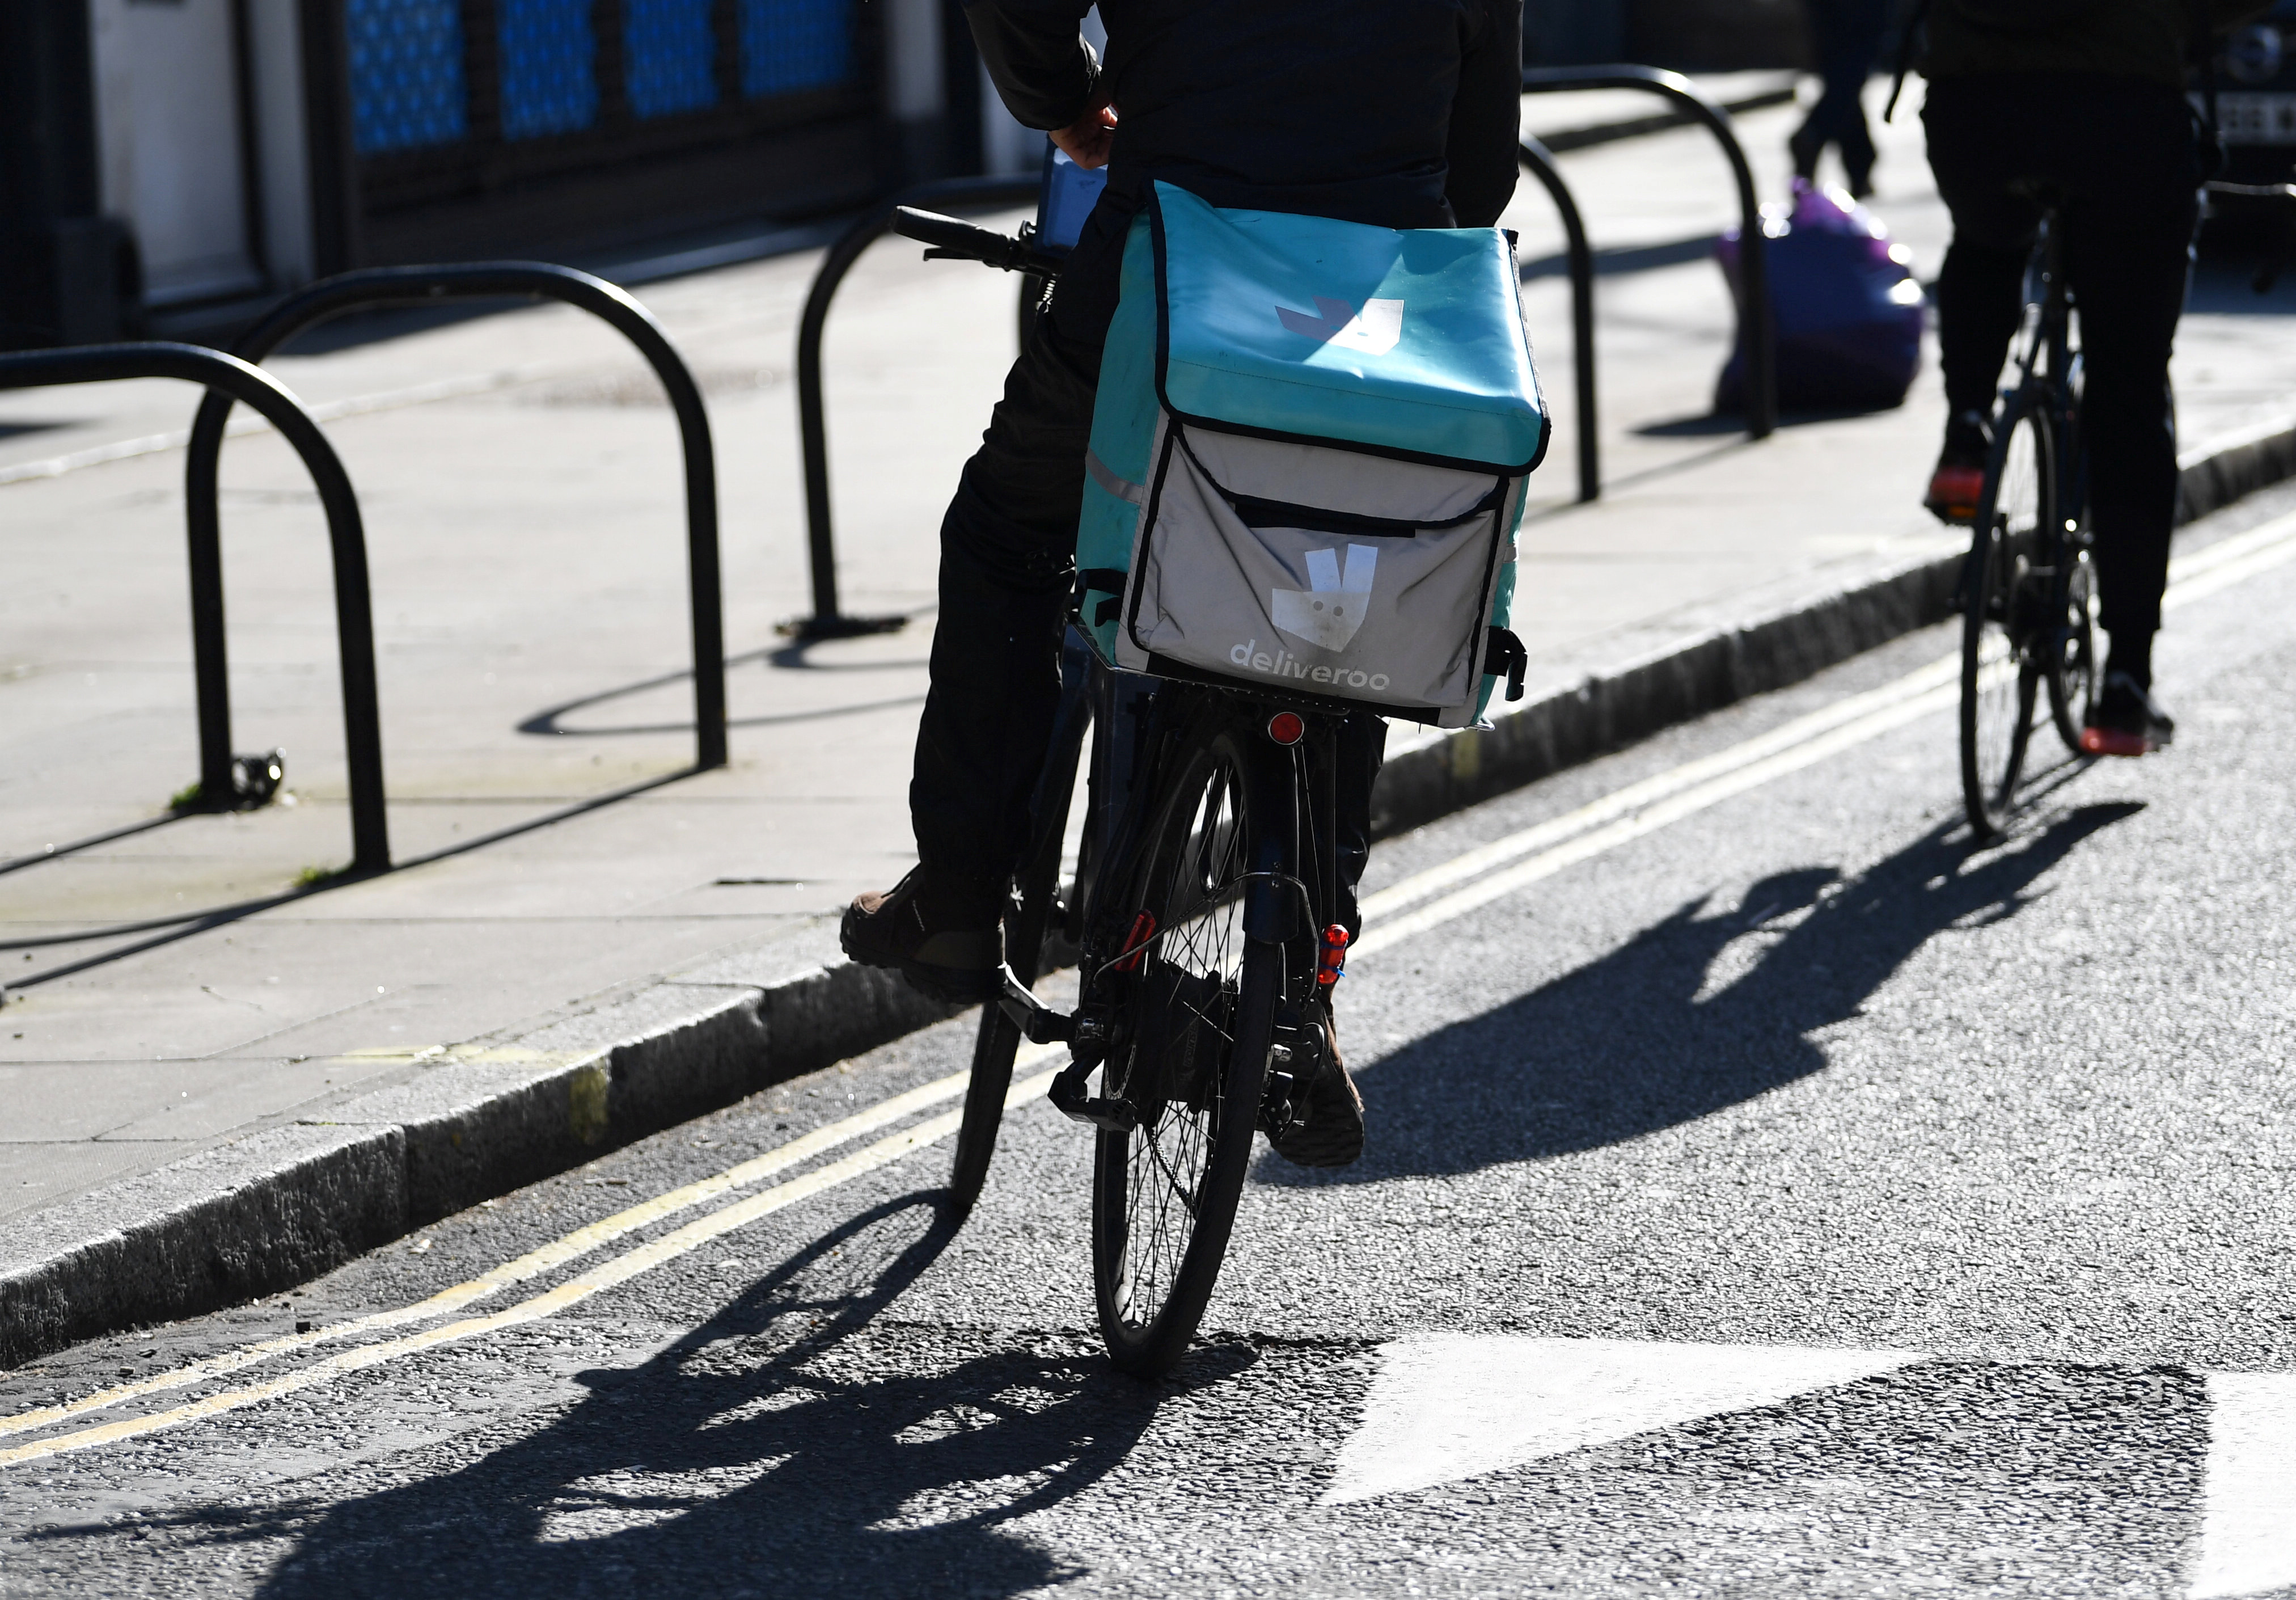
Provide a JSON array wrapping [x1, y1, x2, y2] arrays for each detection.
[[1957, 188, 2098, 840], [891, 203, 1410, 1376]]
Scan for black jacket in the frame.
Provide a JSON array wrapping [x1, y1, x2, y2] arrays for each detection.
[[965, 0, 1524, 233]]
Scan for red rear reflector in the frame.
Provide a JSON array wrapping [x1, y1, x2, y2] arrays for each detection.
[[1114, 911, 1157, 970], [1267, 712, 1305, 745]]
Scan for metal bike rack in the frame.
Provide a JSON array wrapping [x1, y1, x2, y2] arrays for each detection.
[[1517, 137, 1599, 503], [1521, 65, 1778, 438], [185, 263, 727, 773], [792, 173, 1041, 641], [1, 343, 391, 873]]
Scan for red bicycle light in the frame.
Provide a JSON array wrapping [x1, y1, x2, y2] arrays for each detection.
[[1266, 711, 1305, 745]]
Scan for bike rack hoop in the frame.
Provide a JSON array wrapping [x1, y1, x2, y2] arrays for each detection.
[[0, 343, 391, 873], [1517, 137, 1599, 503], [794, 174, 1042, 642], [1520, 65, 1777, 438], [185, 262, 728, 772]]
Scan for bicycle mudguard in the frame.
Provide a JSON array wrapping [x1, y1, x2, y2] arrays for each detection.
[[1237, 733, 1306, 947]]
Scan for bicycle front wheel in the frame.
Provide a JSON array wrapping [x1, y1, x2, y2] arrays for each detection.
[[1961, 399, 2046, 839], [948, 666, 1092, 1218], [1092, 715, 1280, 1377]]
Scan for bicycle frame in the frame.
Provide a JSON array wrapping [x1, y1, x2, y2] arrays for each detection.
[[1003, 626, 1339, 1129]]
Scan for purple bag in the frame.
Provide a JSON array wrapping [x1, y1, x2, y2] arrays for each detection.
[[1715, 179, 1925, 413]]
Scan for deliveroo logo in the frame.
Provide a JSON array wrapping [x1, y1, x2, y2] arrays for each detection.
[[1271, 544, 1377, 652], [1275, 297, 1405, 356]]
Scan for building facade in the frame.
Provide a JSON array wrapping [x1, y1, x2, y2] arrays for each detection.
[[1, 0, 976, 347]]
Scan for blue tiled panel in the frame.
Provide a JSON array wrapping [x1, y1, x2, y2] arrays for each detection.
[[739, 0, 853, 97], [348, 0, 468, 153], [625, 0, 720, 117], [499, 0, 600, 139]]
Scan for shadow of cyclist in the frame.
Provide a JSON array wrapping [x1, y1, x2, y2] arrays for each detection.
[[1272, 801, 2141, 1185], [103, 1190, 1249, 1598]]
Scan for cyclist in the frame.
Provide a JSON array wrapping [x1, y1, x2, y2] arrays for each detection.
[[841, 0, 1525, 1166], [1791, 0, 1890, 197], [1918, 0, 2267, 755]]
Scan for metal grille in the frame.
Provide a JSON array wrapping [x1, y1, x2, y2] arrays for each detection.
[[739, 0, 853, 97], [498, 0, 600, 139], [348, 0, 468, 153], [625, 0, 720, 119]]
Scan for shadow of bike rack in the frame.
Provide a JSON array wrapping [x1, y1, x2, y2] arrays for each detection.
[[1522, 65, 1777, 440], [1517, 137, 1599, 504], [184, 263, 728, 797], [792, 174, 1041, 643], [0, 342, 390, 873]]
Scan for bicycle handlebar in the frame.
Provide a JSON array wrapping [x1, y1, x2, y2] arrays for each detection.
[[892, 207, 1065, 276], [2206, 180, 2296, 201]]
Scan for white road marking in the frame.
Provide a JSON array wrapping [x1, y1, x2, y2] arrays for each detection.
[[1323, 1334, 1919, 1505], [2193, 1371, 2296, 1599]]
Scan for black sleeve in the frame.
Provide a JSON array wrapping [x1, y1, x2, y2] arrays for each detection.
[[963, 0, 1101, 132], [1444, 0, 1523, 228]]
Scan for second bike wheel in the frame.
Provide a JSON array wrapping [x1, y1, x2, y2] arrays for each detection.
[[2044, 543, 2098, 755], [1961, 402, 2046, 839], [1092, 717, 1280, 1377], [948, 694, 1090, 1218]]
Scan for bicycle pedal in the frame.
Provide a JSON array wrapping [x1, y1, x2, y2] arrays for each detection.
[[1257, 1069, 1304, 1139], [1048, 1059, 1138, 1133]]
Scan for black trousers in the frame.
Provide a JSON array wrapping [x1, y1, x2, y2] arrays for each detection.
[[910, 280, 1388, 932], [1923, 73, 2200, 644], [1794, 0, 1888, 182]]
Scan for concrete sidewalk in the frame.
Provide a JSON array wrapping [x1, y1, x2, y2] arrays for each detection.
[[5, 82, 2293, 1360]]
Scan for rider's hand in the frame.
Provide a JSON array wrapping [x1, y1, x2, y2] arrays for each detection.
[[1050, 95, 1117, 170]]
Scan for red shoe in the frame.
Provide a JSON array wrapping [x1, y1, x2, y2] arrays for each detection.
[[2079, 671, 2174, 758], [1923, 410, 1991, 526]]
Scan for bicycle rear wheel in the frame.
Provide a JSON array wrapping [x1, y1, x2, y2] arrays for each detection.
[[2044, 542, 2098, 755], [1092, 715, 1280, 1377], [1960, 399, 2046, 839]]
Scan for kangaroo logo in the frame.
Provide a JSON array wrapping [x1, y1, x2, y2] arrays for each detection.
[[1271, 544, 1377, 652], [1275, 296, 1405, 356]]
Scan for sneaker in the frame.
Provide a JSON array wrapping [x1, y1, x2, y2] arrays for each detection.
[[2079, 670, 2175, 758], [1267, 1018, 1365, 1169], [840, 867, 1003, 1003], [1924, 410, 1991, 525]]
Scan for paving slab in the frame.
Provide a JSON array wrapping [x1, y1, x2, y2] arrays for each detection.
[[3, 80, 2293, 1359]]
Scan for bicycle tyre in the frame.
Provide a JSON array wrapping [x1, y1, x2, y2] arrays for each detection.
[[1960, 398, 2046, 839], [948, 703, 1089, 1218], [1091, 716, 1280, 1377], [2044, 542, 2098, 755]]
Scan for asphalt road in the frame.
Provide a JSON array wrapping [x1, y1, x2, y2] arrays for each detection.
[[2, 486, 2293, 1599]]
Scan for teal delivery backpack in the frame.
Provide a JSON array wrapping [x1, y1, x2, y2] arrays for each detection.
[[1076, 182, 1547, 728]]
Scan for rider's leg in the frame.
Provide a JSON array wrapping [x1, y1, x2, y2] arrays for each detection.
[[1921, 78, 2040, 520], [2063, 184, 2194, 685], [2058, 83, 2196, 755], [1793, 0, 1886, 193], [1332, 711, 1387, 942], [843, 314, 1103, 998], [912, 323, 1103, 917], [2062, 212, 2191, 752]]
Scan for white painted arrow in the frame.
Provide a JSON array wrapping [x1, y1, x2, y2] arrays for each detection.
[[2193, 1371, 2296, 1599], [1324, 1334, 1922, 1505]]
